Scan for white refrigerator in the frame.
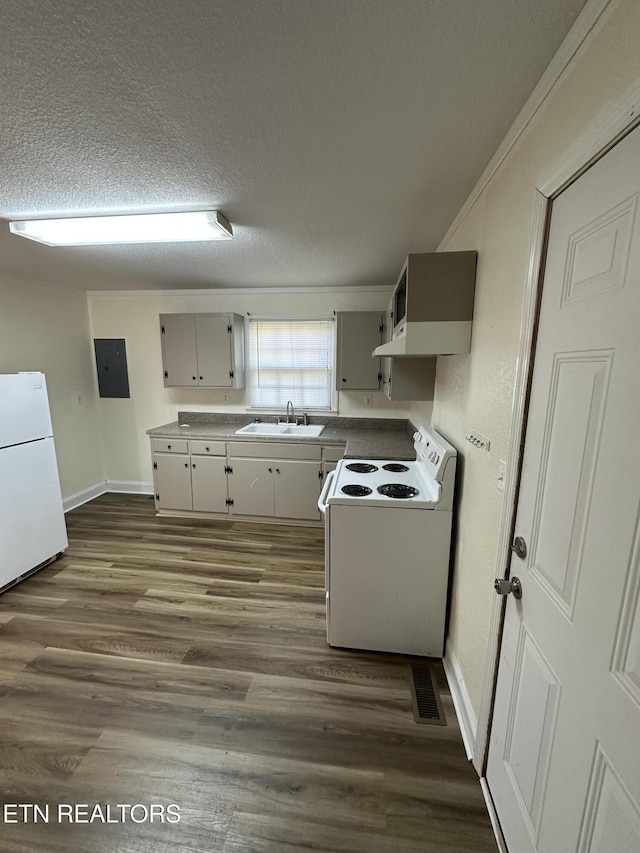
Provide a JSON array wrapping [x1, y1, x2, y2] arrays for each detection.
[[0, 373, 68, 590]]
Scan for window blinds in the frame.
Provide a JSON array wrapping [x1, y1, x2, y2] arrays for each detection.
[[248, 318, 335, 409]]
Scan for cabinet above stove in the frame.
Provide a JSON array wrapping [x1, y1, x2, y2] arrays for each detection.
[[374, 251, 476, 357]]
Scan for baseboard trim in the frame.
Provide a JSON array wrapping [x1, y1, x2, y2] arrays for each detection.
[[443, 646, 478, 762], [63, 482, 107, 513], [106, 480, 154, 495], [480, 778, 508, 853], [63, 481, 154, 512]]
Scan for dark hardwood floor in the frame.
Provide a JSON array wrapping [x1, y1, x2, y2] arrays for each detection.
[[0, 494, 497, 852]]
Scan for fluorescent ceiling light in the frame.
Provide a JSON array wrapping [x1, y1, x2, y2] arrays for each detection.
[[8, 210, 233, 246]]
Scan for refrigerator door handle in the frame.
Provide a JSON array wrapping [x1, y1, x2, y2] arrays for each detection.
[[317, 470, 336, 514]]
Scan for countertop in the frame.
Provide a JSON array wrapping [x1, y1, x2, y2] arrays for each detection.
[[147, 414, 417, 460]]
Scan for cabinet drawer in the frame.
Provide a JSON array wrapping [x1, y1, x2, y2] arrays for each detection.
[[151, 438, 189, 454], [227, 441, 321, 461], [189, 440, 226, 456], [322, 445, 345, 463]]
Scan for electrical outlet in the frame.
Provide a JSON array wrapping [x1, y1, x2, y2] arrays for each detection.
[[364, 394, 373, 408], [497, 460, 506, 493], [223, 392, 229, 403]]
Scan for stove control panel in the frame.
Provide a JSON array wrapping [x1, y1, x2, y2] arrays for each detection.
[[414, 426, 456, 484]]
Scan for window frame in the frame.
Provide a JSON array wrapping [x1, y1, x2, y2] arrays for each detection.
[[244, 315, 337, 413]]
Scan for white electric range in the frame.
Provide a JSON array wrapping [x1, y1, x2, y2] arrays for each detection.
[[317, 425, 457, 657]]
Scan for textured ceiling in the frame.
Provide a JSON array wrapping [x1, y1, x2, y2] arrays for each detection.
[[0, 0, 587, 291]]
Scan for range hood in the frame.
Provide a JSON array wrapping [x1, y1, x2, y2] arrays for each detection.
[[374, 251, 477, 358], [374, 320, 472, 357]]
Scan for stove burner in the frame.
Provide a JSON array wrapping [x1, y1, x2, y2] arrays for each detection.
[[345, 463, 378, 474], [341, 484, 373, 496], [382, 463, 410, 473], [377, 483, 419, 499]]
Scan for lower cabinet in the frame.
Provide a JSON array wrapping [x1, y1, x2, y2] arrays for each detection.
[[154, 453, 193, 511], [229, 459, 275, 516], [229, 458, 321, 520], [227, 442, 323, 521], [275, 460, 323, 520], [191, 456, 228, 512], [152, 438, 228, 513], [151, 438, 343, 521]]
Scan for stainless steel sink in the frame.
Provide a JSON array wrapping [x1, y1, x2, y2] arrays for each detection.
[[235, 422, 325, 437]]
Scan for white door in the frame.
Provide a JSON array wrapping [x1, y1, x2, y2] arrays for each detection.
[[487, 127, 640, 851]]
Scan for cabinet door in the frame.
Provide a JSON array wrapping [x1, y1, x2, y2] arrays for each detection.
[[154, 454, 192, 510], [229, 458, 274, 516], [386, 357, 437, 401], [191, 456, 228, 513], [195, 315, 233, 387], [336, 313, 383, 390], [160, 315, 198, 387], [275, 460, 322, 520]]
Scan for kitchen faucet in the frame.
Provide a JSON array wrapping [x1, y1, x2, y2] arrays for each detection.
[[277, 401, 308, 425]]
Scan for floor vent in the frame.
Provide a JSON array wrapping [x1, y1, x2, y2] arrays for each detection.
[[408, 662, 446, 726]]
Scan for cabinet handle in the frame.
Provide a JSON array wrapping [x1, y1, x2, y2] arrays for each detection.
[[192, 376, 196, 381], [199, 376, 203, 380], [192, 463, 196, 468], [275, 468, 280, 474], [205, 446, 209, 452], [268, 467, 272, 473], [167, 444, 171, 449], [342, 378, 347, 382], [184, 462, 188, 468]]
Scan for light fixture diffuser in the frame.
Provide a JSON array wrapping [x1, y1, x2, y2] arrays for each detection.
[[8, 210, 233, 246]]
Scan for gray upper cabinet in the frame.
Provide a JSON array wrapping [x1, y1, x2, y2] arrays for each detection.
[[336, 312, 383, 390], [374, 251, 477, 357], [160, 313, 245, 388]]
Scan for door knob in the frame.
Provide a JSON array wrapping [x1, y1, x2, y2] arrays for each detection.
[[494, 576, 522, 599]]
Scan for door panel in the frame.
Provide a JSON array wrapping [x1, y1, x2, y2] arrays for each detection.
[[275, 460, 321, 520], [336, 312, 382, 389], [229, 458, 274, 516], [487, 127, 640, 852], [195, 315, 232, 386], [0, 438, 68, 585], [160, 314, 198, 387], [155, 454, 192, 511], [530, 351, 613, 617], [191, 456, 228, 513]]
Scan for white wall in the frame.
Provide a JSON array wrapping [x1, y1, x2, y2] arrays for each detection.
[[88, 287, 418, 487], [410, 0, 640, 725], [0, 272, 104, 502]]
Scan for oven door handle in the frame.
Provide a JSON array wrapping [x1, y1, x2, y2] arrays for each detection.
[[317, 470, 336, 514]]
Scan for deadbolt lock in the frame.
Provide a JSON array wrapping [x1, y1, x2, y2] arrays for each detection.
[[511, 536, 527, 559]]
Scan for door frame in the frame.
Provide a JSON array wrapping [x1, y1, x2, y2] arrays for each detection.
[[473, 78, 640, 779]]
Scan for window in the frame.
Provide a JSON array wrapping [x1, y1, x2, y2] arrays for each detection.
[[248, 318, 335, 410]]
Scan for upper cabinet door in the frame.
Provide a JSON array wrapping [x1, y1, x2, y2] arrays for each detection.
[[160, 313, 245, 388], [195, 315, 234, 387], [336, 312, 383, 390], [160, 315, 198, 387]]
